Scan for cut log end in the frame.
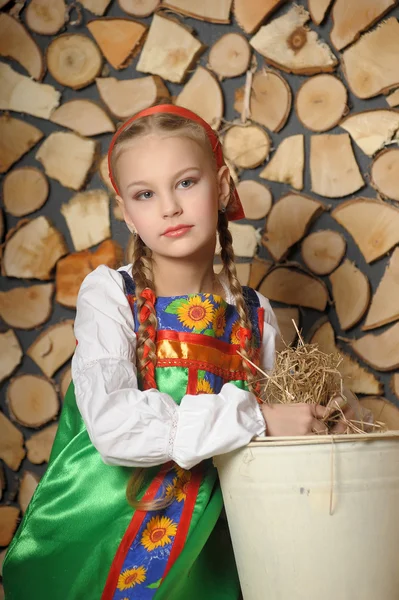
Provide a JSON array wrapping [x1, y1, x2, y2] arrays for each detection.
[[46, 34, 103, 90], [295, 74, 347, 132], [7, 374, 59, 428], [223, 125, 270, 169], [301, 230, 346, 275], [329, 259, 370, 331]]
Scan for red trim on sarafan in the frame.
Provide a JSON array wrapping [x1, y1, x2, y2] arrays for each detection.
[[186, 367, 199, 394], [101, 463, 171, 600], [257, 307, 265, 341], [157, 329, 241, 355], [162, 466, 203, 580]]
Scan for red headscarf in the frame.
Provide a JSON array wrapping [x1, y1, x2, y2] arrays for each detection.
[[107, 104, 245, 221]]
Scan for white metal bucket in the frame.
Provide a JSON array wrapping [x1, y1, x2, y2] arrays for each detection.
[[214, 431, 399, 600]]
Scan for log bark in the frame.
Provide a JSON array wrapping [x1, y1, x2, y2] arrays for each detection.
[[262, 192, 325, 261], [25, 0, 66, 35], [136, 13, 205, 83], [363, 248, 399, 330], [258, 266, 328, 311], [236, 180, 272, 220], [161, 0, 232, 23], [223, 124, 270, 168], [234, 69, 292, 133], [50, 99, 115, 136], [60, 189, 110, 251], [1, 217, 68, 280], [0, 411, 25, 471], [259, 135, 304, 189], [2, 167, 49, 217], [0, 13, 44, 80], [295, 74, 347, 132], [341, 18, 399, 99], [250, 5, 338, 75], [96, 75, 170, 120], [0, 283, 54, 330], [370, 148, 399, 202], [349, 322, 399, 371], [46, 33, 103, 90], [331, 198, 399, 263], [0, 330, 23, 384], [309, 319, 382, 395], [330, 0, 396, 51], [36, 132, 97, 191], [301, 230, 346, 276], [329, 259, 370, 330], [208, 33, 250, 79], [26, 424, 59, 464], [310, 133, 364, 197], [0, 63, 60, 120], [7, 374, 59, 427], [175, 66, 223, 130], [87, 17, 146, 70], [339, 109, 399, 157], [0, 115, 43, 174], [27, 320, 76, 378]]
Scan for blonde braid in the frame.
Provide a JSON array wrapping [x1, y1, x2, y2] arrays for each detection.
[[126, 235, 178, 510], [218, 212, 257, 394], [131, 235, 158, 387]]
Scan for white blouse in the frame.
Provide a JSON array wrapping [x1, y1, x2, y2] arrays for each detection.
[[71, 264, 280, 470]]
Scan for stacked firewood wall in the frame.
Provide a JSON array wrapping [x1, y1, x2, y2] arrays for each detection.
[[1, 0, 399, 583]]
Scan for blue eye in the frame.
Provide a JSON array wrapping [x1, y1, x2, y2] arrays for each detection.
[[136, 191, 153, 200], [179, 179, 194, 188]]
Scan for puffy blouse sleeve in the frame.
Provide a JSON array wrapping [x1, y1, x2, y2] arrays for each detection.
[[71, 266, 277, 470]]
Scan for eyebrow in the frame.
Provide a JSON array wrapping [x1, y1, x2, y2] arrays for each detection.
[[126, 167, 201, 190]]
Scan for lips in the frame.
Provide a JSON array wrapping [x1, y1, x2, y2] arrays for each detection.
[[162, 224, 193, 237]]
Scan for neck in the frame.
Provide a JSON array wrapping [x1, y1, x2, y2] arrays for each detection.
[[152, 254, 225, 298]]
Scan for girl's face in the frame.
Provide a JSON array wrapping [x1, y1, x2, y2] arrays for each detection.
[[115, 133, 230, 261]]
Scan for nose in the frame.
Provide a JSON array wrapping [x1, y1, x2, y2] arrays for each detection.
[[160, 191, 183, 219]]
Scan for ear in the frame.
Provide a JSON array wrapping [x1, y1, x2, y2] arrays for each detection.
[[116, 195, 137, 234], [217, 165, 231, 211]]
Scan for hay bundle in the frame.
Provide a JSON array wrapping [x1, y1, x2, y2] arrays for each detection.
[[241, 322, 380, 434]]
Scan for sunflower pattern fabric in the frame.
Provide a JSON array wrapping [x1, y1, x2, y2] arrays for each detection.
[[112, 463, 194, 599], [104, 271, 264, 598], [122, 272, 264, 407]]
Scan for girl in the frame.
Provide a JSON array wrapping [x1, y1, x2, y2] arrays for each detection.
[[3, 104, 330, 599]]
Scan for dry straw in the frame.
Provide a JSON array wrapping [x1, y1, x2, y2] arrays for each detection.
[[239, 321, 383, 434]]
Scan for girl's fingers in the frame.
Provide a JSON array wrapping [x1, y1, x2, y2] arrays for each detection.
[[313, 404, 330, 420], [309, 418, 328, 435]]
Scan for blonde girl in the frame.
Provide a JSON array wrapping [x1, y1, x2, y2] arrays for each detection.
[[3, 104, 330, 600]]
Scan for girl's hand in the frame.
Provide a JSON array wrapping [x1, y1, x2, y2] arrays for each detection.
[[259, 402, 330, 437]]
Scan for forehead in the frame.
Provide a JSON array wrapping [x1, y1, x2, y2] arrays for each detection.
[[117, 133, 211, 175]]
